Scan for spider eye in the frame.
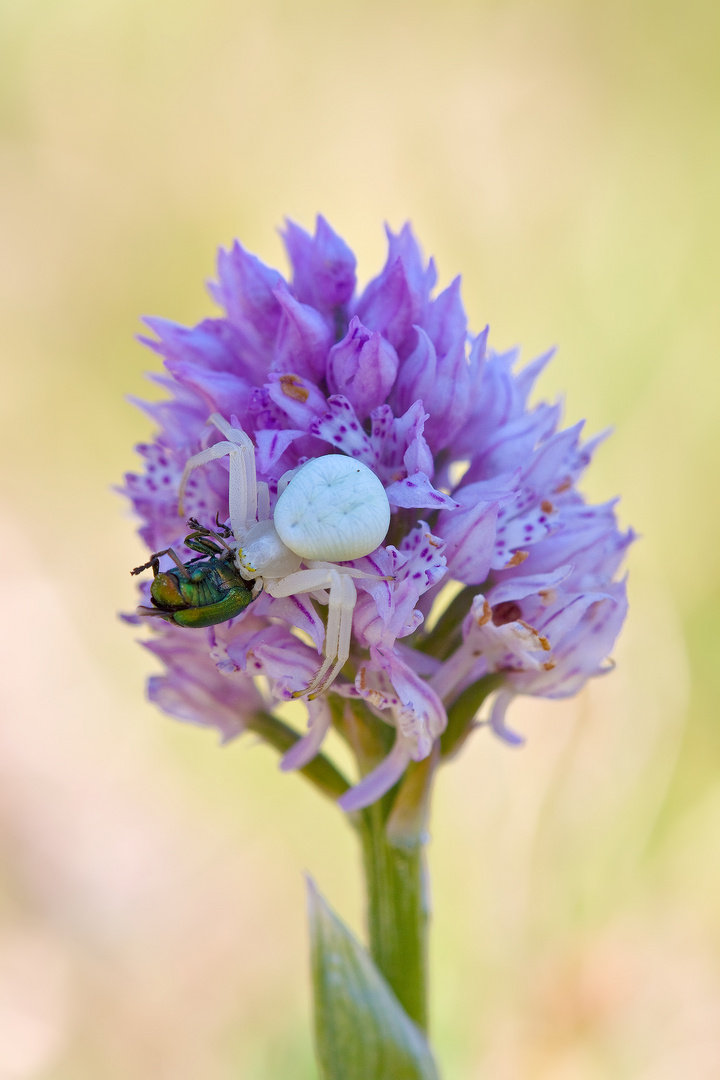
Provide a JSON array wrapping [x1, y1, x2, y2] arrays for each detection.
[[273, 456, 390, 561]]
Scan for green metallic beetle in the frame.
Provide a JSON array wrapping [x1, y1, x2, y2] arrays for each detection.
[[131, 520, 257, 628]]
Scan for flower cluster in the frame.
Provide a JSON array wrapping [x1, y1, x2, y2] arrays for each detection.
[[123, 218, 633, 810]]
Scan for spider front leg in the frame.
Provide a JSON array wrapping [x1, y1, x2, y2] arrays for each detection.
[[206, 414, 273, 527], [178, 440, 249, 532], [304, 571, 357, 699], [179, 415, 270, 535], [264, 568, 358, 698]]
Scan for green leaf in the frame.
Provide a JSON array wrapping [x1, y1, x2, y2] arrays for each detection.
[[440, 673, 504, 759], [307, 879, 440, 1080]]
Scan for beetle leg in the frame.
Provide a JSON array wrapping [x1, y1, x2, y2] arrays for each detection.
[[213, 514, 235, 539], [131, 555, 159, 576], [164, 548, 192, 576], [183, 521, 232, 557], [136, 605, 174, 620], [131, 548, 189, 579]]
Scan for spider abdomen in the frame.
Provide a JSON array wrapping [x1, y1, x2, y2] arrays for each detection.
[[273, 455, 390, 561]]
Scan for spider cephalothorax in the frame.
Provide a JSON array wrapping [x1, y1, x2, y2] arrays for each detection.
[[177, 413, 391, 698]]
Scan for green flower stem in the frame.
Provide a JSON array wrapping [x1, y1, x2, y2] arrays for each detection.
[[417, 583, 487, 661], [358, 795, 431, 1032], [248, 711, 351, 801], [255, 683, 503, 1038], [440, 673, 504, 759], [334, 699, 433, 1030]]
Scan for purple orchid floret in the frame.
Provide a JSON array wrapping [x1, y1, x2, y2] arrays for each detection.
[[122, 216, 633, 810]]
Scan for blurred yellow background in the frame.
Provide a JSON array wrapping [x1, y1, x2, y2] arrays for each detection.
[[1, 0, 718, 1076]]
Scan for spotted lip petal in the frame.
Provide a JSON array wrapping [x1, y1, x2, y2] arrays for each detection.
[[123, 217, 632, 810]]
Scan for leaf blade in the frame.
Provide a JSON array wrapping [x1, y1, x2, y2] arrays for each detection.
[[307, 878, 440, 1080]]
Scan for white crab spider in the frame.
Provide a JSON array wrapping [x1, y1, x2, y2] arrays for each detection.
[[178, 413, 391, 698]]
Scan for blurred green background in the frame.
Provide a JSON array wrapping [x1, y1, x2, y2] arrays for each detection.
[[1, 0, 718, 1076]]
